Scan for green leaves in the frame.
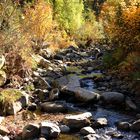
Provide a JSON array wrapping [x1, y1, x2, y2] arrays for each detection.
[[53, 0, 84, 33]]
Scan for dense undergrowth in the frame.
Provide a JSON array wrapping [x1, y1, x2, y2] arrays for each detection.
[[0, 0, 139, 87]]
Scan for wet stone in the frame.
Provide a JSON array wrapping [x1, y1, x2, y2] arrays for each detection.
[[63, 112, 92, 129], [116, 121, 130, 131], [130, 119, 140, 132], [40, 102, 67, 113], [59, 125, 70, 133], [80, 127, 96, 135], [92, 118, 108, 128]]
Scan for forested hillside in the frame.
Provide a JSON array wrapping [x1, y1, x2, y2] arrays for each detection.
[[0, 0, 139, 140]]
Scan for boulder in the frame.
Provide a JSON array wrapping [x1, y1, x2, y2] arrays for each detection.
[[49, 88, 59, 101], [40, 121, 60, 138], [0, 89, 29, 115], [6, 91, 29, 115], [22, 123, 40, 140], [59, 125, 70, 133], [6, 101, 22, 116], [75, 88, 100, 102], [130, 119, 140, 132], [63, 112, 92, 129], [55, 75, 100, 102], [101, 92, 124, 104], [92, 118, 108, 128], [40, 102, 67, 113], [80, 127, 95, 135], [55, 74, 80, 91], [116, 121, 130, 131]]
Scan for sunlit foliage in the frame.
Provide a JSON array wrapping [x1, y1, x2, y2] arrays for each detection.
[[51, 0, 84, 33], [101, 0, 140, 79]]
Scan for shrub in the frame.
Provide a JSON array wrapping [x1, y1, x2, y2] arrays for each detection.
[[51, 0, 84, 33], [73, 10, 105, 43], [0, 89, 22, 115], [0, 0, 36, 86], [101, 0, 140, 79]]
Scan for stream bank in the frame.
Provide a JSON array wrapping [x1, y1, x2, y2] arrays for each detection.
[[0, 44, 140, 140]]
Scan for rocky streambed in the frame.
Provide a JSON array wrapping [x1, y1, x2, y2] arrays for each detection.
[[0, 44, 140, 140]]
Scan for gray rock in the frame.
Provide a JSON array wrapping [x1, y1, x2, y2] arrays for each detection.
[[6, 91, 29, 115], [49, 88, 59, 101], [6, 101, 22, 115], [0, 126, 10, 136], [92, 118, 108, 128], [55, 75, 100, 102], [125, 97, 137, 110], [116, 121, 130, 131], [75, 88, 100, 102], [130, 119, 140, 132], [40, 102, 67, 113], [40, 121, 60, 138], [63, 112, 92, 129], [101, 92, 124, 104], [59, 125, 70, 133], [55, 74, 80, 91], [22, 123, 40, 140], [80, 127, 95, 135]]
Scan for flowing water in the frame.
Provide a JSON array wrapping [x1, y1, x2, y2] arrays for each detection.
[[58, 76, 140, 140]]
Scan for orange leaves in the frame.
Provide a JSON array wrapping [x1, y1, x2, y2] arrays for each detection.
[[101, 0, 140, 78], [24, 0, 53, 41]]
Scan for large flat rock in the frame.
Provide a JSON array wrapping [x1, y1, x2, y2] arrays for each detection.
[[63, 112, 93, 129], [55, 75, 100, 102]]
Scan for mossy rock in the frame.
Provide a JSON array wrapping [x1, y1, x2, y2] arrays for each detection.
[[78, 72, 104, 79], [66, 66, 83, 74], [0, 89, 22, 103], [0, 89, 29, 115], [0, 70, 6, 87]]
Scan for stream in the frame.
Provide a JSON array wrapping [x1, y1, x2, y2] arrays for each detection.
[[58, 76, 140, 140], [57, 71, 140, 140], [1, 45, 139, 140]]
